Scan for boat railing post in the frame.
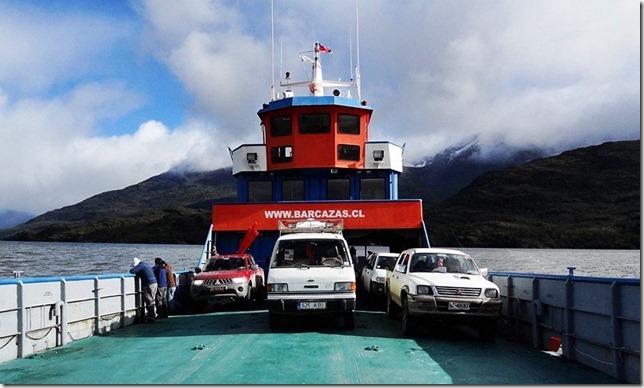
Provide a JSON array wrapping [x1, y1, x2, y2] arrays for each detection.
[[610, 281, 624, 380], [60, 278, 68, 346], [506, 275, 521, 338], [94, 277, 101, 335], [134, 277, 142, 321], [530, 277, 541, 349], [17, 280, 25, 358], [120, 276, 127, 328], [563, 277, 575, 361]]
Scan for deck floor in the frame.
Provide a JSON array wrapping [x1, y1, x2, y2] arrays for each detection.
[[0, 303, 622, 385]]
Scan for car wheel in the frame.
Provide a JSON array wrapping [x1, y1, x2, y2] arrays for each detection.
[[478, 321, 497, 341], [401, 297, 416, 336], [269, 313, 281, 329], [385, 294, 397, 319], [242, 286, 252, 309], [343, 312, 355, 330], [256, 285, 265, 302]]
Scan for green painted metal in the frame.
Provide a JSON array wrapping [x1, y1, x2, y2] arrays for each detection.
[[0, 309, 620, 385]]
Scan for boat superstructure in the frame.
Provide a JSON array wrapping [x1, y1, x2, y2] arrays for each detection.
[[201, 41, 427, 273]]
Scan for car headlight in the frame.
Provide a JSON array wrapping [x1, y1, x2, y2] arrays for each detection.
[[417, 285, 433, 295], [192, 279, 204, 286], [484, 288, 499, 298], [375, 277, 385, 283], [335, 282, 356, 291], [268, 283, 288, 292], [231, 277, 246, 283]]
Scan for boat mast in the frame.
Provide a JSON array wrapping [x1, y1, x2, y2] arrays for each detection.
[[355, 0, 362, 101], [270, 0, 275, 100], [309, 42, 325, 96]]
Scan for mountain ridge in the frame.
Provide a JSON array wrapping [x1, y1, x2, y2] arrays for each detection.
[[0, 140, 639, 248]]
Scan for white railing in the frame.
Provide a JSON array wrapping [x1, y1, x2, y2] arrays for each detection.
[[0, 274, 140, 364]]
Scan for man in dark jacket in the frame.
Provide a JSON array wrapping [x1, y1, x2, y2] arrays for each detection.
[[130, 257, 158, 322], [153, 258, 169, 319]]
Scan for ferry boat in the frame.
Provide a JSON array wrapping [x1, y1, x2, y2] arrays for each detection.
[[0, 39, 639, 384]]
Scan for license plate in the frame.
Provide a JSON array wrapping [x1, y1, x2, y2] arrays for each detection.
[[448, 302, 470, 310], [211, 286, 225, 292], [298, 301, 326, 310]]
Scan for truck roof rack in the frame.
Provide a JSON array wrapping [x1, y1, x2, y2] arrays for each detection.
[[278, 218, 344, 235]]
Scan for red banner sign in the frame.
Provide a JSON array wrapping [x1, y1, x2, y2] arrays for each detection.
[[212, 200, 424, 231]]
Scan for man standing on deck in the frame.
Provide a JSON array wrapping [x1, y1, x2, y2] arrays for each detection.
[[164, 260, 177, 306], [153, 257, 169, 319], [130, 257, 158, 323]]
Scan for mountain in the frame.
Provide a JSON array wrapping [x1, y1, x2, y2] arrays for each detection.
[[399, 140, 545, 206], [427, 140, 640, 248], [1, 168, 236, 244], [0, 210, 34, 229], [0, 140, 639, 248]]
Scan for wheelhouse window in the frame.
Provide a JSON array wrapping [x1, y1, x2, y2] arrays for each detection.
[[270, 116, 292, 137], [337, 144, 360, 161], [282, 179, 304, 201], [360, 177, 385, 199], [338, 114, 360, 134], [299, 113, 330, 134], [248, 181, 272, 202], [271, 146, 293, 163], [327, 178, 350, 200]]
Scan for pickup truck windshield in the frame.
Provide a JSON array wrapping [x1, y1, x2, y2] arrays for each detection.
[[409, 253, 479, 274], [272, 240, 350, 268]]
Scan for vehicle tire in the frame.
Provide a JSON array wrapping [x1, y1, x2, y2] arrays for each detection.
[[254, 275, 264, 301], [385, 294, 397, 319], [269, 313, 281, 329], [478, 321, 497, 341], [256, 285, 265, 302], [343, 311, 355, 330], [242, 285, 253, 309], [401, 297, 416, 336]]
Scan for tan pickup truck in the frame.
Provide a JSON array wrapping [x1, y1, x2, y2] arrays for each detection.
[[385, 247, 502, 340]]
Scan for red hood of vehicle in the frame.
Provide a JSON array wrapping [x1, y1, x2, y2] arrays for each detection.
[[195, 269, 250, 280]]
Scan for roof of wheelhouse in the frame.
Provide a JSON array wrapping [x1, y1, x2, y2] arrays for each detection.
[[258, 96, 372, 114]]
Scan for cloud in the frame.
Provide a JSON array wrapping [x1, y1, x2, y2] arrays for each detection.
[[360, 0, 640, 162], [0, 0, 638, 216]]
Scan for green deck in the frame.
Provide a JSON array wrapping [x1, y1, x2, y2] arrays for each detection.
[[0, 306, 621, 385]]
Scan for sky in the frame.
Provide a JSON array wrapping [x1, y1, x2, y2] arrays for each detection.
[[0, 0, 640, 216]]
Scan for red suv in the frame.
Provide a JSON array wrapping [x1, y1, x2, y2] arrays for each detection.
[[190, 254, 265, 311]]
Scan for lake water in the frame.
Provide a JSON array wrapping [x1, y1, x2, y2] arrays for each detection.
[[0, 241, 639, 279]]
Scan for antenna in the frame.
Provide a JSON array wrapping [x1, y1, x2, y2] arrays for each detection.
[[349, 28, 353, 81], [270, 0, 275, 101], [355, 0, 362, 101]]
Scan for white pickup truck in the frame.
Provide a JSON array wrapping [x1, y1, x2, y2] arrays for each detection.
[[385, 247, 502, 340], [266, 219, 356, 330]]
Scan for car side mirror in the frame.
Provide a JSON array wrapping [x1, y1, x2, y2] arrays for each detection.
[[251, 264, 259, 269], [194, 267, 201, 274], [479, 268, 488, 276]]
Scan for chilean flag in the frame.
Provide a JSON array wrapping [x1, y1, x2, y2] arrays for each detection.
[[318, 43, 332, 53]]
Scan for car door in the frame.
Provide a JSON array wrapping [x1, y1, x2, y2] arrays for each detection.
[[362, 253, 375, 292], [389, 252, 410, 305]]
